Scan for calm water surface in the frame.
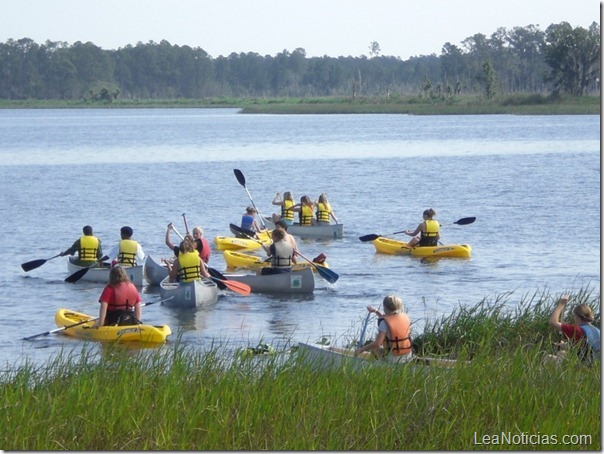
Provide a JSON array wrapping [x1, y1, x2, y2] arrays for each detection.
[[0, 109, 599, 368]]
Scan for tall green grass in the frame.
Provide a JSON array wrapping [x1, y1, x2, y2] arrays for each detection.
[[1, 289, 600, 450]]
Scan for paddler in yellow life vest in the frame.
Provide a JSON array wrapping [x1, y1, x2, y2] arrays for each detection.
[[60, 225, 103, 266], [291, 195, 316, 226], [167, 237, 210, 282], [271, 191, 295, 226], [107, 226, 145, 266], [355, 295, 413, 363], [315, 193, 339, 225], [404, 208, 440, 247]]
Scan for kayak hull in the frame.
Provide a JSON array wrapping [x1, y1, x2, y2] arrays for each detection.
[[223, 268, 315, 294], [214, 236, 264, 251], [55, 308, 171, 343], [372, 237, 471, 258]]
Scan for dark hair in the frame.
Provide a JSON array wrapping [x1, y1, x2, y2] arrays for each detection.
[[275, 220, 288, 231], [423, 208, 436, 219], [120, 226, 133, 237], [271, 227, 286, 242], [83, 225, 93, 235]]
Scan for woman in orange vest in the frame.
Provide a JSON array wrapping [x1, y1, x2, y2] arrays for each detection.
[[96, 265, 142, 326], [354, 295, 413, 363]]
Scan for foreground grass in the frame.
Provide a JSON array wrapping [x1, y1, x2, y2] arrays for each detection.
[[0, 93, 599, 114], [1, 289, 600, 450]]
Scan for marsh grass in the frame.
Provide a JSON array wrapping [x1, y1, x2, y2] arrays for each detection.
[[1, 289, 600, 450]]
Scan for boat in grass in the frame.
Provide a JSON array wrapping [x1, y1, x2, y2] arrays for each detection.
[[262, 217, 343, 239], [159, 276, 219, 309], [372, 237, 472, 258], [223, 267, 315, 294], [223, 249, 329, 273], [297, 342, 461, 371], [214, 236, 265, 251], [67, 257, 144, 285], [55, 308, 171, 343], [144, 255, 168, 286]]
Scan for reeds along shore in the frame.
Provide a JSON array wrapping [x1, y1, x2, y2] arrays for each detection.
[[1, 288, 600, 450]]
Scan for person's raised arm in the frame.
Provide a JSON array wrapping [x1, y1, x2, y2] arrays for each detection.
[[549, 294, 569, 332], [165, 223, 176, 250]]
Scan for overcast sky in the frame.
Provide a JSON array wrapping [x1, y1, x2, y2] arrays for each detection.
[[1, 0, 599, 59]]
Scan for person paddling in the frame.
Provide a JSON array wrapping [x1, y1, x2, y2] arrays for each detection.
[[403, 208, 440, 247], [96, 265, 142, 326], [60, 225, 103, 266]]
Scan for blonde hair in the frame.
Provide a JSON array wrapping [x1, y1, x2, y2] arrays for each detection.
[[193, 226, 204, 237], [383, 295, 403, 314], [573, 304, 594, 323]]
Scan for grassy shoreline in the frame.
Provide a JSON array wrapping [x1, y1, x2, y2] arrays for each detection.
[[2, 288, 600, 450], [0, 94, 599, 114]]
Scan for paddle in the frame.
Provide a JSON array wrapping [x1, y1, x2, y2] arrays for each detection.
[[230, 222, 258, 239], [21, 253, 62, 272], [358, 311, 372, 349], [182, 212, 190, 234], [233, 169, 268, 230], [64, 255, 109, 283], [21, 298, 173, 341], [207, 267, 251, 295], [358, 216, 476, 242]]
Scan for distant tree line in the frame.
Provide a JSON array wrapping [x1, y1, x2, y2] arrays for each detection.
[[0, 22, 599, 101]]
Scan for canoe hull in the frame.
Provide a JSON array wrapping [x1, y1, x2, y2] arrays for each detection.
[[144, 255, 168, 286], [372, 237, 471, 258], [297, 342, 379, 370], [55, 308, 171, 343], [67, 257, 144, 286], [263, 218, 343, 239], [223, 249, 328, 273], [159, 277, 219, 309], [224, 268, 315, 294]]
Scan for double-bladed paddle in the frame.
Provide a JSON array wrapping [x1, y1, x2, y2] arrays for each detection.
[[233, 169, 268, 230], [358, 216, 476, 242], [21, 298, 173, 341], [21, 253, 62, 272], [64, 255, 109, 283]]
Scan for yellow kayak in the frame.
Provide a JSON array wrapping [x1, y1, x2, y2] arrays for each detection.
[[55, 308, 172, 343], [223, 249, 329, 273], [373, 237, 471, 258], [213, 236, 267, 251]]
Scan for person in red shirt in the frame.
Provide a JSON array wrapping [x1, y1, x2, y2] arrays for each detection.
[[549, 294, 600, 364], [96, 265, 142, 326]]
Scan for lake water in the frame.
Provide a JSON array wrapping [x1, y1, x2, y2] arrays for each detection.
[[0, 109, 600, 368]]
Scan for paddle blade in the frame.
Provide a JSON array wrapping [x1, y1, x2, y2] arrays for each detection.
[[359, 234, 380, 242], [314, 263, 339, 284], [221, 279, 252, 296], [64, 268, 89, 283], [233, 169, 246, 187], [454, 217, 476, 226], [21, 259, 48, 272]]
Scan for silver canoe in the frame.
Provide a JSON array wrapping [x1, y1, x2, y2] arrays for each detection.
[[144, 255, 168, 286], [223, 267, 315, 294], [158, 276, 219, 309], [67, 257, 144, 286], [262, 218, 343, 239]]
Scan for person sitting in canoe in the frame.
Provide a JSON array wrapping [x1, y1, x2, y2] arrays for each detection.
[[260, 227, 294, 275], [403, 208, 440, 247], [547, 294, 601, 366], [315, 193, 339, 225], [271, 191, 295, 225], [192, 225, 211, 264], [60, 225, 103, 266], [96, 265, 142, 326], [291, 195, 316, 226], [166, 237, 211, 282], [354, 295, 413, 363], [275, 220, 298, 262], [107, 226, 145, 266]]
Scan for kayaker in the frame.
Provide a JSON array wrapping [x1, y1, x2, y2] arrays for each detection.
[[166, 238, 210, 282], [403, 208, 440, 247], [548, 294, 600, 365], [260, 227, 294, 275], [315, 193, 339, 225], [241, 206, 262, 233], [107, 226, 145, 266], [271, 191, 295, 225], [96, 265, 142, 326], [291, 195, 316, 226], [60, 225, 103, 266], [354, 295, 413, 363]]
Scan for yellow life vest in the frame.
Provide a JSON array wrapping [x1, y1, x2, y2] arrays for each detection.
[[316, 202, 331, 223], [423, 219, 439, 237], [299, 205, 314, 226], [282, 199, 295, 221], [118, 239, 138, 266], [79, 235, 99, 261], [178, 250, 201, 282]]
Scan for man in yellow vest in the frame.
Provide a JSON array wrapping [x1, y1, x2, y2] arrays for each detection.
[[60, 225, 103, 266], [107, 226, 145, 266]]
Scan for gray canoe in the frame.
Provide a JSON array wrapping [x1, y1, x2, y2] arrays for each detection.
[[262, 217, 343, 239], [223, 267, 315, 294], [159, 276, 219, 309], [144, 255, 169, 286], [67, 257, 144, 286]]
